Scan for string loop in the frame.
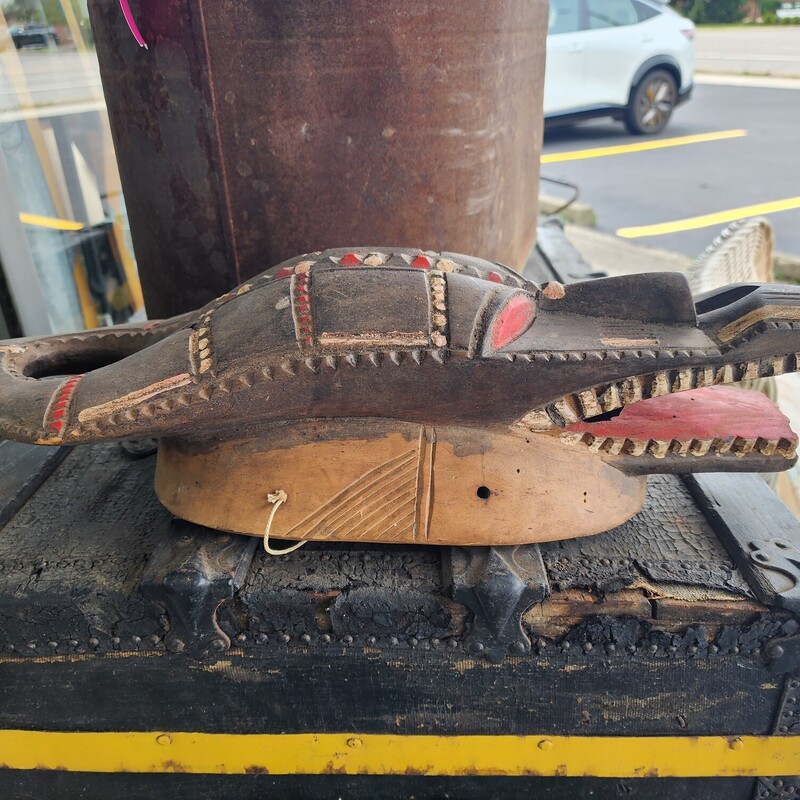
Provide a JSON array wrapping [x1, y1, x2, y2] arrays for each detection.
[[263, 489, 306, 556]]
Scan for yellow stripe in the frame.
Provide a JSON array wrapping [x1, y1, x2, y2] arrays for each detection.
[[19, 212, 85, 232], [541, 129, 747, 164], [617, 196, 800, 239], [2, 731, 799, 777]]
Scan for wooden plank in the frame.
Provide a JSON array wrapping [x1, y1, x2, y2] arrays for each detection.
[[534, 219, 597, 284], [0, 440, 69, 528], [684, 473, 800, 616]]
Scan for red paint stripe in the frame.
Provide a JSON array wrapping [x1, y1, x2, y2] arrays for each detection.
[[411, 254, 431, 270], [487, 271, 503, 284], [45, 374, 83, 435]]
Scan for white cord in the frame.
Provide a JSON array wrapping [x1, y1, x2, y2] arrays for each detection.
[[263, 489, 306, 556]]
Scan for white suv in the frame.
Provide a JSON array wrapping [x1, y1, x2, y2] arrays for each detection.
[[545, 0, 696, 134]]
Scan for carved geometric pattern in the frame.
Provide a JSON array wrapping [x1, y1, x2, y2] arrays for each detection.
[[189, 307, 216, 376], [42, 374, 83, 437], [292, 269, 315, 352], [283, 448, 421, 542], [427, 270, 449, 349]]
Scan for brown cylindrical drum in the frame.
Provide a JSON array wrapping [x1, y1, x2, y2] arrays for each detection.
[[89, 1, 547, 317]]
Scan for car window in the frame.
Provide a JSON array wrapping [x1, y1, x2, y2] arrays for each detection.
[[633, 0, 660, 21], [549, 0, 581, 34], [585, 0, 640, 28]]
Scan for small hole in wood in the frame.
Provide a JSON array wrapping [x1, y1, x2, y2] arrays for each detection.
[[476, 486, 491, 500]]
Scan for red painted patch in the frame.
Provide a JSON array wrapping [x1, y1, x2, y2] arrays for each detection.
[[490, 295, 537, 350], [46, 374, 83, 434], [276, 266, 294, 279], [567, 386, 797, 444], [411, 255, 432, 270], [487, 271, 503, 284], [339, 252, 362, 267]]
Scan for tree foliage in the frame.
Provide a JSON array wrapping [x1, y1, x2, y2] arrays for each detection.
[[672, 0, 748, 23]]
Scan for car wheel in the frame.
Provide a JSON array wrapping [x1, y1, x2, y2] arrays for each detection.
[[625, 69, 677, 136]]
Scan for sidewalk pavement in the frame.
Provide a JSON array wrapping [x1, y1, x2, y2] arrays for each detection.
[[561, 223, 691, 277]]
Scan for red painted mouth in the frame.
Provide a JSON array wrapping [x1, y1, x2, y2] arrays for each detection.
[[566, 386, 797, 458]]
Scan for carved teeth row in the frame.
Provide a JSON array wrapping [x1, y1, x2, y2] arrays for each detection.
[[517, 347, 716, 363], [529, 353, 800, 429], [724, 318, 800, 349], [561, 432, 797, 459]]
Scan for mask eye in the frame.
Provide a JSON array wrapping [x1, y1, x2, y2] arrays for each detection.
[[489, 294, 537, 351]]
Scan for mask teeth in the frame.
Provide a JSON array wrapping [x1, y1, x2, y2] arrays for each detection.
[[648, 440, 669, 459], [529, 353, 800, 431], [560, 433, 797, 460], [731, 437, 758, 457], [672, 368, 695, 393], [518, 408, 557, 432], [621, 378, 644, 405], [713, 437, 735, 455], [550, 397, 582, 426], [756, 438, 777, 457], [670, 439, 693, 457], [695, 367, 716, 388], [690, 440, 712, 457], [577, 389, 603, 418]]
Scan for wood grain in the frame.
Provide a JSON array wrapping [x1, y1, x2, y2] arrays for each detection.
[[155, 420, 646, 546]]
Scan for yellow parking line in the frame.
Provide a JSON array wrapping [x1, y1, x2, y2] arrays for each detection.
[[19, 212, 84, 231], [541, 129, 747, 164], [617, 196, 800, 239]]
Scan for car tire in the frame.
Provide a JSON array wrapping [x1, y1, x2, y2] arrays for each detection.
[[624, 69, 677, 136]]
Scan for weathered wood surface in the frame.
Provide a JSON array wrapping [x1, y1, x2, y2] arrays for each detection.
[[88, 0, 546, 317], [156, 419, 646, 544], [686, 473, 800, 616], [0, 773, 757, 800], [0, 443, 791, 661], [0, 440, 68, 528], [0, 641, 784, 736]]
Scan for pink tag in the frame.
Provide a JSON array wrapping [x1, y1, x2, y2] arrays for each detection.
[[120, 0, 147, 49]]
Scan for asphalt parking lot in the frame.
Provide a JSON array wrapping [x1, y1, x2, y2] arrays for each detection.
[[541, 78, 800, 260]]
